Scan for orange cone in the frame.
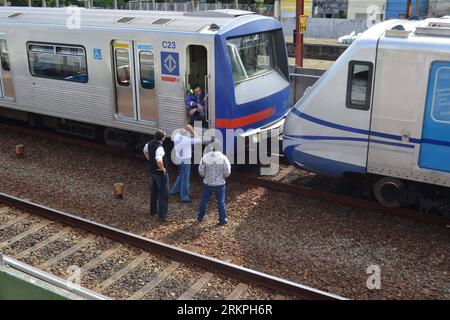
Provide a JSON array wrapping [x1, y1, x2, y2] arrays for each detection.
[[15, 144, 25, 157]]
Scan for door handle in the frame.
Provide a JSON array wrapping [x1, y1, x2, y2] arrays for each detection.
[[204, 74, 210, 123]]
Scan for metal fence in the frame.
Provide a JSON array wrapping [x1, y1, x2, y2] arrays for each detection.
[[124, 1, 274, 16], [281, 17, 368, 39], [8, 1, 273, 16]]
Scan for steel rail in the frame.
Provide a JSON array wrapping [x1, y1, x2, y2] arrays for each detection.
[[231, 173, 450, 226], [0, 192, 346, 300]]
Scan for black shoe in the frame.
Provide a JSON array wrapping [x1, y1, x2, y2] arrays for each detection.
[[181, 199, 191, 203], [158, 216, 167, 222], [196, 217, 203, 223], [218, 221, 227, 226]]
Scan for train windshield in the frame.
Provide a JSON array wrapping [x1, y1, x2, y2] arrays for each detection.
[[227, 30, 285, 84]]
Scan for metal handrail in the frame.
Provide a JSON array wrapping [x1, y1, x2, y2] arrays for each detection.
[[204, 73, 210, 123], [289, 73, 322, 79]]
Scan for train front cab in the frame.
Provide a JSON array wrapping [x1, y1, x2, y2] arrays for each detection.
[[283, 20, 450, 208], [212, 17, 290, 160], [282, 20, 387, 176]]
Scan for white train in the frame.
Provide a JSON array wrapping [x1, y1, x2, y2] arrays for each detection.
[[283, 18, 450, 211], [0, 7, 290, 151]]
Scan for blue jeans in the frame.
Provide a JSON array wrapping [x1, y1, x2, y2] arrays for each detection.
[[150, 172, 169, 219], [170, 161, 191, 202], [198, 184, 227, 224]]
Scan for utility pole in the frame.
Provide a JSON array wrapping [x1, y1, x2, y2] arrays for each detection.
[[406, 0, 412, 18], [295, 0, 304, 67]]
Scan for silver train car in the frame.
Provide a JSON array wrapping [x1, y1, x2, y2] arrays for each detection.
[[283, 18, 450, 211], [0, 7, 290, 150]]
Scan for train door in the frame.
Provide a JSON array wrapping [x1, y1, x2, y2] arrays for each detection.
[[112, 40, 158, 124], [135, 42, 158, 123], [419, 61, 450, 173], [185, 44, 211, 126], [113, 41, 135, 119], [0, 37, 15, 100]]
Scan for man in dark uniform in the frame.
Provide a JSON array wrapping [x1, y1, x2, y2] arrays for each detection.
[[143, 129, 169, 221], [185, 84, 207, 125]]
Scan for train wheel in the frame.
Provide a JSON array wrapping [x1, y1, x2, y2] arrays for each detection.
[[373, 177, 405, 208]]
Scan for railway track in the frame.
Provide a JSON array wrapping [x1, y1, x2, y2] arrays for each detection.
[[1, 121, 448, 227], [231, 172, 450, 227], [0, 192, 344, 300]]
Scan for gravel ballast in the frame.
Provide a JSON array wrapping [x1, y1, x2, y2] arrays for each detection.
[[0, 129, 449, 299]]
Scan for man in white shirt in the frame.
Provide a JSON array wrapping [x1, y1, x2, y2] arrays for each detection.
[[143, 130, 169, 221], [197, 138, 231, 225], [170, 124, 201, 203]]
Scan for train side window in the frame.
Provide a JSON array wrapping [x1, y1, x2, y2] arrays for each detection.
[[346, 61, 373, 110], [0, 39, 11, 71], [27, 43, 88, 83], [139, 51, 155, 90], [115, 49, 130, 87]]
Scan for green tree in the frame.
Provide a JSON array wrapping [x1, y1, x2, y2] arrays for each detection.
[[254, 0, 265, 13]]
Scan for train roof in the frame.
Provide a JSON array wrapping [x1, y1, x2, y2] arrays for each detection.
[[0, 6, 269, 33], [350, 16, 450, 54]]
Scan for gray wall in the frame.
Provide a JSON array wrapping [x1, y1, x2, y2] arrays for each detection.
[[281, 17, 368, 39], [289, 67, 326, 106], [428, 0, 450, 16]]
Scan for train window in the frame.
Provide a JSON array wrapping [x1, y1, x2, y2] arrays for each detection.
[[139, 51, 155, 90], [55, 46, 85, 56], [29, 44, 54, 54], [0, 39, 11, 71], [227, 31, 275, 83], [27, 43, 88, 83], [346, 61, 373, 110], [430, 64, 450, 123], [115, 49, 130, 87], [227, 43, 247, 82]]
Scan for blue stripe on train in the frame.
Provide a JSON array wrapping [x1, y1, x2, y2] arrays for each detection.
[[283, 134, 415, 149], [290, 109, 450, 147]]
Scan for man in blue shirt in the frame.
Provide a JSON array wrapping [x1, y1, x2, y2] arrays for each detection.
[[185, 84, 207, 125]]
